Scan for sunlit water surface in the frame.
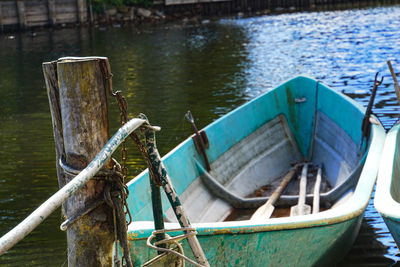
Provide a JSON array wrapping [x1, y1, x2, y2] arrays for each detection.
[[1, 5, 400, 266]]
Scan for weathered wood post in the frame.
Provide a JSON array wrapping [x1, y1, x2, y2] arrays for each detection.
[[0, 3, 3, 31], [16, 0, 26, 29], [76, 0, 86, 23], [47, 0, 57, 26], [43, 57, 115, 266]]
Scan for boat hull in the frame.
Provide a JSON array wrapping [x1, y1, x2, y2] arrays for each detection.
[[375, 124, 400, 248], [128, 216, 363, 266], [127, 76, 385, 266]]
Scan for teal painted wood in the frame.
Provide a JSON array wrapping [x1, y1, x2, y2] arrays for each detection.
[[128, 216, 363, 266], [375, 124, 400, 247], [127, 76, 386, 266], [127, 77, 318, 218]]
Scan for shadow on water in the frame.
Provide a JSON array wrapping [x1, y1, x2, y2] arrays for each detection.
[[1, 5, 400, 266], [339, 191, 400, 266], [339, 220, 396, 266]]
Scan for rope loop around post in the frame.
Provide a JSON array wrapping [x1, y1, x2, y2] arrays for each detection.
[[0, 118, 147, 256], [58, 156, 134, 267], [59, 142, 133, 267], [49, 98, 207, 267]]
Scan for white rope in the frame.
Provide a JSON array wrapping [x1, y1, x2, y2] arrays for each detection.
[[145, 228, 206, 267], [0, 118, 149, 255]]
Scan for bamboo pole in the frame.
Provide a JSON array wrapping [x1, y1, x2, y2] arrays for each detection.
[[0, 118, 147, 256], [144, 128, 210, 267], [43, 57, 113, 266]]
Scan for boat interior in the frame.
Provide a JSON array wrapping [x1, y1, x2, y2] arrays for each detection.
[[165, 111, 365, 223]]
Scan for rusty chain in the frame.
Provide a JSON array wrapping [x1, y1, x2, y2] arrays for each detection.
[[100, 60, 134, 267], [101, 59, 168, 267]]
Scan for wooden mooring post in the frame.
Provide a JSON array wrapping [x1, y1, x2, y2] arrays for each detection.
[[76, 0, 86, 23], [47, 0, 57, 25], [16, 0, 26, 29], [43, 57, 115, 266], [0, 3, 3, 31]]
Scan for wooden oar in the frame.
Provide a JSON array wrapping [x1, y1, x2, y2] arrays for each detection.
[[290, 164, 311, 216], [312, 167, 322, 214], [251, 165, 300, 220]]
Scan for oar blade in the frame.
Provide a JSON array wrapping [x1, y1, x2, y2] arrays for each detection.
[[251, 204, 275, 220], [290, 204, 311, 216]]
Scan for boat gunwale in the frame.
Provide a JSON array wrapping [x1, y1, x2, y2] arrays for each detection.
[[127, 76, 386, 238], [375, 123, 400, 220], [128, 213, 363, 241]]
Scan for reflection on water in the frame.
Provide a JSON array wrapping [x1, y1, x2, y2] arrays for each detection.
[[1, 5, 400, 266], [340, 195, 399, 266]]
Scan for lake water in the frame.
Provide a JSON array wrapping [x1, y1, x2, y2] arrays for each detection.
[[1, 5, 400, 266]]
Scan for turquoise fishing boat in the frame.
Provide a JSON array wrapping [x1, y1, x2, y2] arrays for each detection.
[[375, 123, 400, 248], [126, 76, 385, 266]]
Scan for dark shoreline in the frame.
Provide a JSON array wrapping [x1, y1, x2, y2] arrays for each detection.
[[1, 1, 399, 34]]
